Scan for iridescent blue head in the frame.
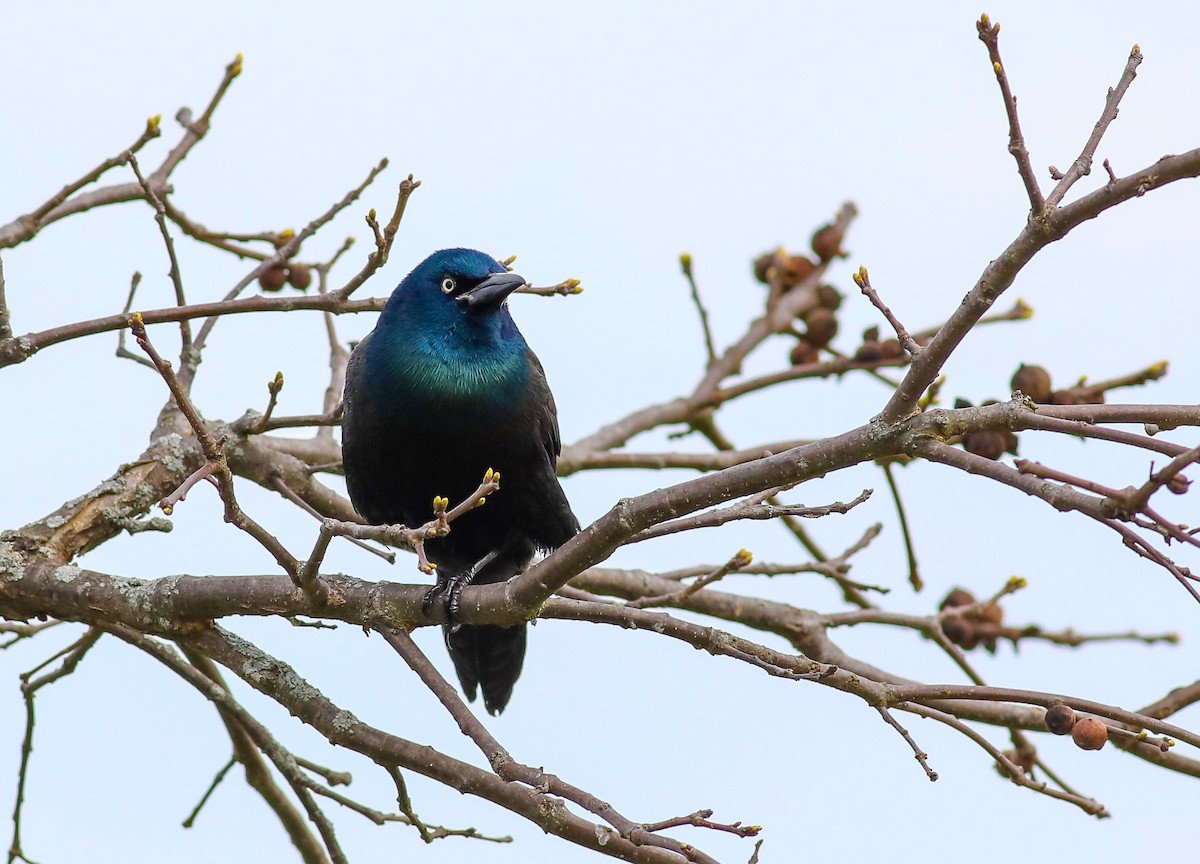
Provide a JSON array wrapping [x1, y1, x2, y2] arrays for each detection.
[[369, 248, 531, 403], [381, 248, 527, 330]]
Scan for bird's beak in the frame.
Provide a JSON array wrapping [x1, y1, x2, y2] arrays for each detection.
[[457, 272, 527, 309]]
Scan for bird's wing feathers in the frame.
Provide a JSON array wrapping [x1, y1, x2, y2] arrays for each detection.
[[525, 348, 562, 464]]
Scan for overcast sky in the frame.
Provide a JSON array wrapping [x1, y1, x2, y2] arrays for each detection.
[[3, 2, 1199, 862]]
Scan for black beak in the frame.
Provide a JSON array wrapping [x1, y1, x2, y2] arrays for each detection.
[[457, 272, 527, 310]]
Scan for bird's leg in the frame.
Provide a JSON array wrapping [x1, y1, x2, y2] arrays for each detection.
[[421, 549, 500, 625]]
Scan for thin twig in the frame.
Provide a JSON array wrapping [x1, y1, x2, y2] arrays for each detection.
[[250, 372, 285, 434], [182, 756, 237, 828], [333, 174, 420, 300], [853, 266, 921, 357], [1045, 43, 1143, 207], [875, 705, 938, 781], [302, 470, 500, 584], [626, 549, 753, 609], [2, 115, 163, 249], [0, 253, 9, 341], [182, 158, 392, 389], [880, 460, 921, 591], [901, 702, 1108, 816], [680, 254, 717, 367], [10, 629, 102, 864], [128, 152, 191, 356], [628, 488, 873, 545], [515, 278, 583, 297], [130, 314, 307, 592], [378, 627, 723, 863], [976, 14, 1045, 212], [115, 272, 155, 368], [270, 475, 394, 564]]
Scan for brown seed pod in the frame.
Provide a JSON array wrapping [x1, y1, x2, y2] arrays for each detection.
[[1045, 703, 1077, 736], [940, 615, 972, 646], [272, 229, 299, 259], [811, 223, 845, 262], [999, 746, 1036, 775], [1048, 389, 1082, 406], [1071, 717, 1109, 751], [980, 602, 1003, 626], [802, 307, 839, 348], [1167, 473, 1192, 495], [949, 625, 980, 651], [855, 338, 883, 362], [816, 283, 843, 311], [940, 588, 976, 610], [778, 254, 816, 289], [963, 429, 1008, 461], [880, 338, 903, 360], [286, 264, 313, 291], [1051, 386, 1105, 406], [1011, 364, 1052, 403], [789, 339, 821, 366], [258, 264, 288, 293], [752, 252, 776, 285]]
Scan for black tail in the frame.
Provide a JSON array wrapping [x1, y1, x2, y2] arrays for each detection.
[[444, 622, 526, 715]]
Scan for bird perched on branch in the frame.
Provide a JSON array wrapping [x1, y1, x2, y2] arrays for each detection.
[[341, 248, 579, 714]]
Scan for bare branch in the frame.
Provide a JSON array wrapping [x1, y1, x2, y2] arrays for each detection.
[[679, 253, 717, 367], [1045, 44, 1143, 207], [975, 14, 1045, 212]]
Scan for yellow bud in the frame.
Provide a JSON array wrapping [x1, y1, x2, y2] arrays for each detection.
[[1007, 575, 1027, 590], [1132, 43, 1140, 54], [679, 252, 693, 273], [278, 228, 295, 240], [492, 471, 500, 483], [161, 504, 173, 516], [1148, 361, 1169, 376], [994, 61, 1002, 74], [147, 114, 162, 133], [980, 13, 990, 26], [367, 209, 377, 222], [477, 497, 487, 506], [735, 548, 753, 566]]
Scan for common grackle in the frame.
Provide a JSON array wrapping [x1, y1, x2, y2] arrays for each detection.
[[341, 248, 579, 714]]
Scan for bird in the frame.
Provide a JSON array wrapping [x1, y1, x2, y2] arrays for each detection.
[[340, 248, 579, 715]]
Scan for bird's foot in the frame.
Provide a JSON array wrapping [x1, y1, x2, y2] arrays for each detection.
[[421, 572, 476, 623], [422, 549, 498, 623]]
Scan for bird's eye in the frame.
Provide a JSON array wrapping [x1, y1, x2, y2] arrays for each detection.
[[440, 277, 456, 294]]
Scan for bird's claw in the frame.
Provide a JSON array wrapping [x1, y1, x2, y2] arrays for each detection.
[[446, 579, 467, 621], [421, 583, 447, 617]]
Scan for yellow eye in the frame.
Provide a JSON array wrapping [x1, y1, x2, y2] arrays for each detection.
[[440, 277, 456, 294]]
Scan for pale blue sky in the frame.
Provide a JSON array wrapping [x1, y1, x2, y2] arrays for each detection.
[[3, 2, 1198, 862]]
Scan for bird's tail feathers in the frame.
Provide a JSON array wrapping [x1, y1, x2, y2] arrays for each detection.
[[444, 622, 526, 716]]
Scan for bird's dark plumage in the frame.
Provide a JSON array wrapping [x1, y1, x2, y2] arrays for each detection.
[[341, 248, 578, 714]]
